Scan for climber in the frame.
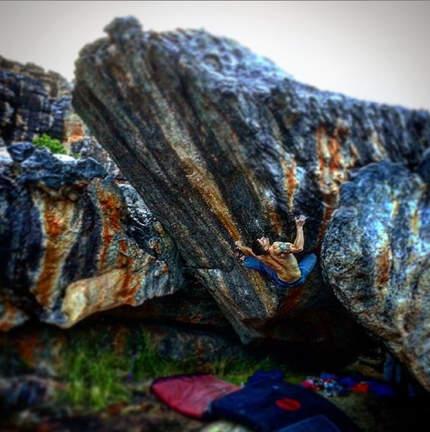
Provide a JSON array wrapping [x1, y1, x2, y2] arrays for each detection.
[[234, 215, 316, 288]]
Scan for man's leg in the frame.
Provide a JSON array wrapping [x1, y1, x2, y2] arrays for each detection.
[[243, 257, 279, 281], [298, 253, 317, 282], [243, 256, 266, 271]]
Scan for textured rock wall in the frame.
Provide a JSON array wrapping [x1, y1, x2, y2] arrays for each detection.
[[0, 146, 184, 330], [72, 17, 430, 352], [322, 158, 430, 390], [0, 55, 125, 180], [0, 56, 71, 98], [0, 56, 72, 145]]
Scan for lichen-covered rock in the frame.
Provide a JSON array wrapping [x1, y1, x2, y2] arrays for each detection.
[[72, 17, 430, 349], [321, 159, 430, 391], [0, 147, 184, 329]]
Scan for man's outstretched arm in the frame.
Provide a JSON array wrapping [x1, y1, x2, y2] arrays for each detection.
[[292, 215, 306, 252]]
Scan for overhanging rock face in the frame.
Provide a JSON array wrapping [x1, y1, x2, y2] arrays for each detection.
[[72, 17, 430, 351], [322, 158, 430, 391]]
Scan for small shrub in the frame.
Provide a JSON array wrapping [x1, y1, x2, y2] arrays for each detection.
[[33, 133, 67, 155]]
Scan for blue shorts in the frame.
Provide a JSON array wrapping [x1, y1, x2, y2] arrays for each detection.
[[243, 254, 317, 288]]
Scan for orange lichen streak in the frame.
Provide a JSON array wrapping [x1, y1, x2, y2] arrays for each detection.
[[94, 180, 145, 298], [263, 153, 300, 237], [135, 58, 245, 242], [65, 113, 86, 143], [411, 207, 420, 236], [35, 191, 82, 309], [282, 155, 299, 213], [375, 245, 392, 290], [265, 195, 283, 237], [0, 294, 28, 331], [116, 238, 135, 300], [185, 164, 241, 240], [93, 180, 143, 302], [315, 124, 358, 245], [94, 179, 122, 270]]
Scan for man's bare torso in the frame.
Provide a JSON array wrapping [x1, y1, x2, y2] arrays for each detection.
[[259, 242, 301, 282]]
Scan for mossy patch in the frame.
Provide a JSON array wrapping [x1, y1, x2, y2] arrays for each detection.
[[33, 133, 67, 155]]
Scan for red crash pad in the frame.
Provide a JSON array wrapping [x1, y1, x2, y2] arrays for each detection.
[[151, 374, 241, 419]]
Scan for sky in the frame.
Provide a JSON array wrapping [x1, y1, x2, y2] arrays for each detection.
[[0, 1, 429, 111]]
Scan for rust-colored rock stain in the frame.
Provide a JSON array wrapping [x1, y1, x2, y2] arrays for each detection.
[[14, 331, 41, 364], [117, 238, 135, 302], [266, 199, 283, 236], [95, 181, 122, 270], [36, 194, 80, 309], [0, 295, 28, 331], [93, 182, 144, 303], [375, 246, 391, 289], [185, 165, 240, 240], [283, 156, 299, 213], [65, 116, 85, 143], [411, 208, 420, 235], [391, 200, 399, 218], [315, 125, 359, 245], [278, 284, 302, 315]]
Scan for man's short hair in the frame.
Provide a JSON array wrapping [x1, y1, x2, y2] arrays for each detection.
[[252, 239, 267, 256]]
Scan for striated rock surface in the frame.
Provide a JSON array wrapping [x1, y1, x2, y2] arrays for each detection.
[[322, 158, 430, 391], [72, 15, 430, 358], [0, 146, 184, 330]]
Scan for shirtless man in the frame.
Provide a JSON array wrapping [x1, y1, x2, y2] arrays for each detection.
[[234, 215, 316, 288]]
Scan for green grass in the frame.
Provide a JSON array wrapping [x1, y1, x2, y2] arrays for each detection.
[[208, 354, 301, 386], [56, 330, 187, 411], [56, 336, 131, 410], [55, 328, 306, 412], [128, 331, 178, 380]]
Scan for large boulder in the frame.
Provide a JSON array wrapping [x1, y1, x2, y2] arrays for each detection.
[[72, 16, 430, 355], [322, 157, 430, 391]]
